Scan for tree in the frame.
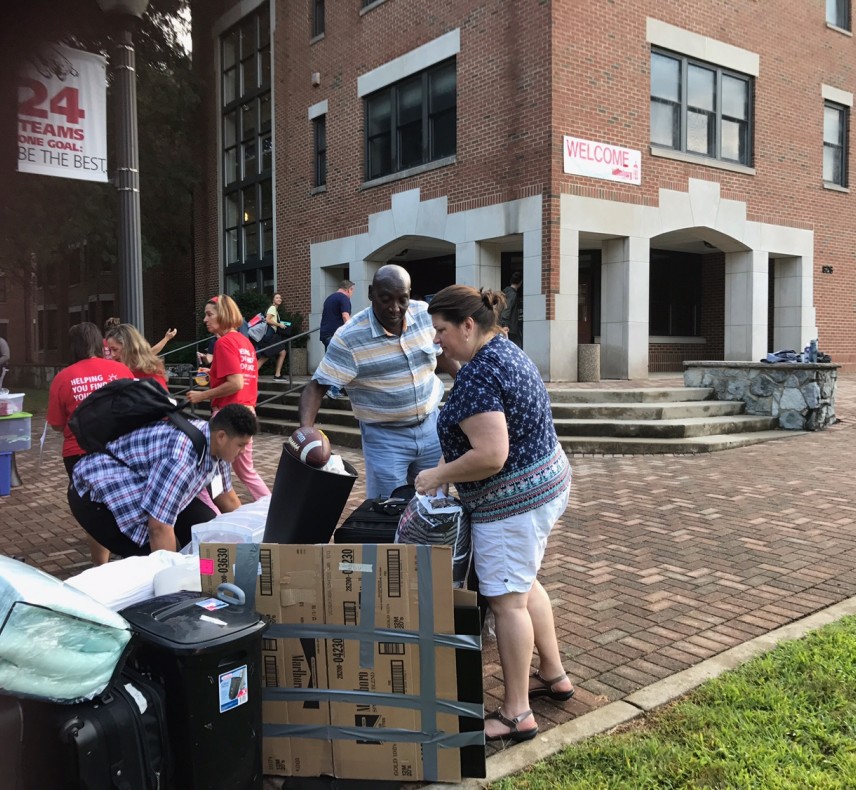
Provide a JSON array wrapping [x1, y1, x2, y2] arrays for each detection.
[[0, 0, 198, 318]]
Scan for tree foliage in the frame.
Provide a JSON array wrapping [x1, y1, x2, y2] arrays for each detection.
[[0, 0, 198, 288]]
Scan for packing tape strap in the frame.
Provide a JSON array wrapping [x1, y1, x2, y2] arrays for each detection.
[[358, 544, 377, 669], [233, 542, 260, 610], [262, 686, 483, 720], [263, 722, 483, 748], [416, 544, 439, 781], [264, 624, 480, 651]]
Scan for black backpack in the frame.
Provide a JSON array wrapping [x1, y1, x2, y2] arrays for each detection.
[[68, 378, 206, 468]]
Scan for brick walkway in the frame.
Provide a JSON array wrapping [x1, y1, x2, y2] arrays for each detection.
[[3, 374, 856, 761]]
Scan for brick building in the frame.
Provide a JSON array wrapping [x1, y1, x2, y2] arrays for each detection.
[[191, 0, 855, 379]]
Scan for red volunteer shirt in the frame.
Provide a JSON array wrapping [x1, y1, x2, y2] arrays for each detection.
[[47, 357, 135, 457], [133, 370, 169, 392], [208, 330, 259, 409]]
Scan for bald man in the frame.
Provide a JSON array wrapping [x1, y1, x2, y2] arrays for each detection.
[[299, 265, 459, 498]]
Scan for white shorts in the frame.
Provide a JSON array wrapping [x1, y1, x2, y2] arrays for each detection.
[[472, 487, 570, 597]]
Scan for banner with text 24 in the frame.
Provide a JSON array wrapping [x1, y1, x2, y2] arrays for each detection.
[[17, 45, 108, 183]]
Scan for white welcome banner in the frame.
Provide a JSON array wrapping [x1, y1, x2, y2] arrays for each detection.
[[17, 45, 108, 183], [563, 135, 641, 185]]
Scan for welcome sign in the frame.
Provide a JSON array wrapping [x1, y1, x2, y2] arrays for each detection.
[[563, 135, 641, 185]]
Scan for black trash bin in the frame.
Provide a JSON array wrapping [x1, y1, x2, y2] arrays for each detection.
[[263, 445, 358, 544], [121, 589, 267, 790]]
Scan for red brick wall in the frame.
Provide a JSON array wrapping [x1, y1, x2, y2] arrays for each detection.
[[551, 2, 856, 365], [274, 0, 553, 320], [193, 1, 856, 365]]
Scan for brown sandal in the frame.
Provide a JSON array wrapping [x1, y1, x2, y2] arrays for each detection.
[[484, 708, 539, 742], [528, 671, 576, 701]]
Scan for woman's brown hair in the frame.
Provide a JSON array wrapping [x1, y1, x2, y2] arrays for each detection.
[[69, 322, 103, 362], [106, 324, 166, 377], [427, 284, 505, 333], [207, 294, 244, 331]]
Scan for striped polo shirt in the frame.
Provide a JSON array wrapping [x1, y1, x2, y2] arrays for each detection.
[[312, 301, 445, 426]]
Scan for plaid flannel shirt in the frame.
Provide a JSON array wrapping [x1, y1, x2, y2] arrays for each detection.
[[72, 419, 231, 547]]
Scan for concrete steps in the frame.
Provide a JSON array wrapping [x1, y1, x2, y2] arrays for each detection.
[[561, 430, 799, 455], [554, 414, 777, 439], [171, 379, 798, 456]]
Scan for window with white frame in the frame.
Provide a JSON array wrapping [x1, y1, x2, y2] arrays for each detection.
[[364, 58, 456, 181], [827, 0, 851, 29], [824, 101, 849, 186], [651, 49, 753, 166], [221, 5, 273, 294]]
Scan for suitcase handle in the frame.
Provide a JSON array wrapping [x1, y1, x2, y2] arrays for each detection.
[[216, 582, 246, 606]]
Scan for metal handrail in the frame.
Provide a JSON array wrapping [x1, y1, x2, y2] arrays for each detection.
[[158, 337, 211, 359], [255, 327, 319, 405], [164, 327, 320, 409]]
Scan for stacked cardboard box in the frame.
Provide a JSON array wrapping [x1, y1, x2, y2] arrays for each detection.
[[199, 543, 484, 783]]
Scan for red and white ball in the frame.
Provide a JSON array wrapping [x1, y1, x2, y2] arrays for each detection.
[[285, 426, 331, 468]]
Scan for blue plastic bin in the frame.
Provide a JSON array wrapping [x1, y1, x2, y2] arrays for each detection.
[[0, 452, 11, 496], [0, 412, 32, 453]]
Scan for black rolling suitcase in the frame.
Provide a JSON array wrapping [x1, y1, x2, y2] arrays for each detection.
[[334, 484, 415, 544], [0, 667, 170, 790], [0, 693, 24, 790], [60, 666, 171, 790]]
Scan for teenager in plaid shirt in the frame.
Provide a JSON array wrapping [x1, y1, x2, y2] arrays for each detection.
[[68, 404, 257, 559]]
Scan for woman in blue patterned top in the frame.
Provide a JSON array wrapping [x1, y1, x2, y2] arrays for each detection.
[[415, 284, 574, 744]]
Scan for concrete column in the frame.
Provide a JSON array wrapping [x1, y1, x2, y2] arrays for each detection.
[[350, 259, 373, 313], [455, 241, 501, 290], [600, 237, 650, 379], [773, 255, 817, 352], [724, 249, 769, 360], [515, 227, 552, 378], [540, 226, 579, 381]]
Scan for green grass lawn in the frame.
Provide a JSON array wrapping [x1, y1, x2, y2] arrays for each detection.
[[493, 617, 856, 789]]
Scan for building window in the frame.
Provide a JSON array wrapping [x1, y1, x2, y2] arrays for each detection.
[[66, 243, 83, 286], [38, 308, 58, 352], [222, 5, 273, 289], [827, 0, 851, 29], [650, 50, 753, 166], [312, 0, 324, 37], [824, 102, 849, 186], [364, 58, 456, 181], [313, 115, 327, 187]]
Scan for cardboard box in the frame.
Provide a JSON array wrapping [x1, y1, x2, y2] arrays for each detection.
[[198, 543, 483, 783], [199, 543, 333, 777], [324, 544, 459, 781]]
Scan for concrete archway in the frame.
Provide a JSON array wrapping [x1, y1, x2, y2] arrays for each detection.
[[561, 178, 816, 379]]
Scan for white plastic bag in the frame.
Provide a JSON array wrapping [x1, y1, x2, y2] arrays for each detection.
[[395, 493, 472, 587]]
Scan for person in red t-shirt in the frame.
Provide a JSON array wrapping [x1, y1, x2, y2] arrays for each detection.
[[187, 294, 270, 499], [105, 323, 169, 391], [48, 322, 134, 565]]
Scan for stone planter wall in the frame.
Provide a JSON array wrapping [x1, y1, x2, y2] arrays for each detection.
[[684, 361, 839, 431]]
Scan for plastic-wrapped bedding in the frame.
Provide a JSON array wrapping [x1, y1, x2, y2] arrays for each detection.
[[0, 557, 132, 703]]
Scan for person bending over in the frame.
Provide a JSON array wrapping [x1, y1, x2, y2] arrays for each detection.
[[68, 404, 257, 558]]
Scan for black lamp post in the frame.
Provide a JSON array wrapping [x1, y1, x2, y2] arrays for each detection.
[[95, 0, 150, 333]]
